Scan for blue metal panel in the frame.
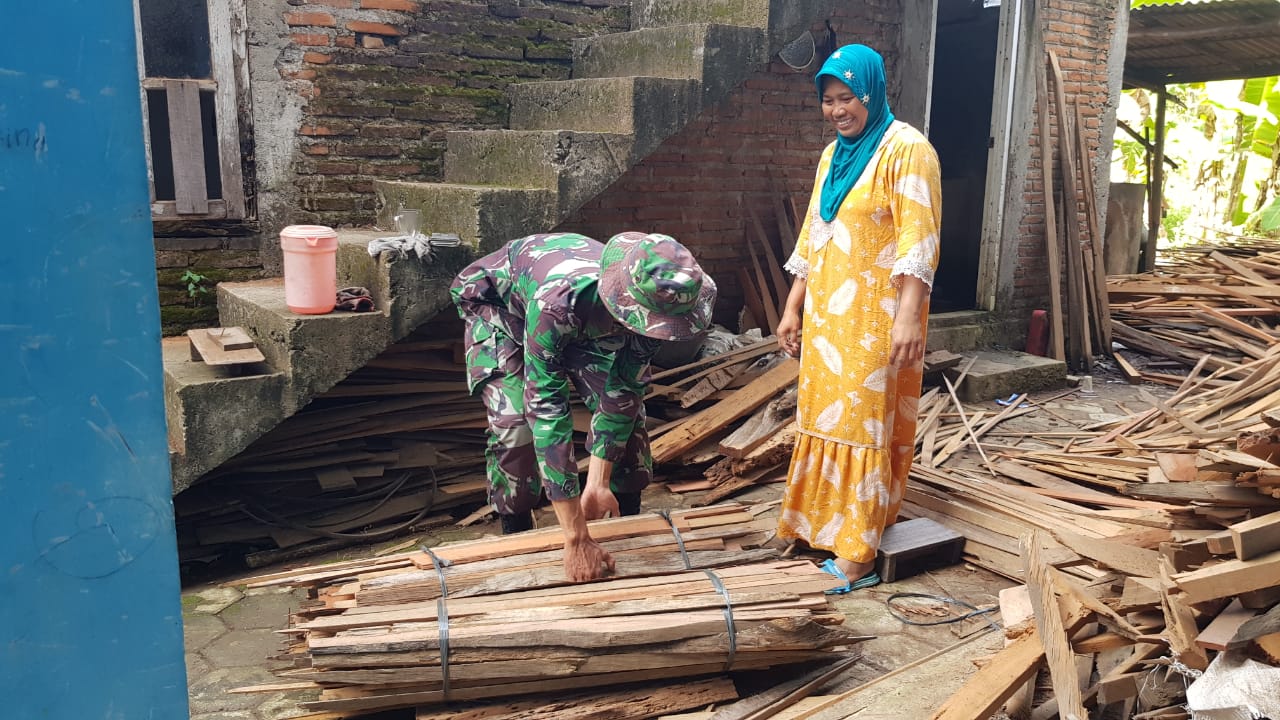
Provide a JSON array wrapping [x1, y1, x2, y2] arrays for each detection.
[[0, 3, 190, 718]]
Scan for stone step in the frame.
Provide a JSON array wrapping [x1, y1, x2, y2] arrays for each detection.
[[925, 310, 1025, 353], [572, 24, 765, 104], [633, 0, 840, 49], [508, 76, 700, 158], [444, 130, 635, 215], [632, 0, 772, 30], [944, 350, 1068, 403], [163, 337, 286, 493], [337, 229, 475, 341], [374, 181, 557, 253], [215, 278, 391, 412]]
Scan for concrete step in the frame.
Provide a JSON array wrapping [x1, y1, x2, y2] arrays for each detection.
[[336, 229, 475, 341], [632, 0, 772, 30], [163, 337, 286, 494], [633, 0, 841, 49], [374, 181, 557, 253], [508, 77, 700, 158], [926, 310, 1026, 353], [944, 350, 1068, 403], [444, 130, 635, 215], [572, 24, 765, 103], [215, 278, 391, 412]]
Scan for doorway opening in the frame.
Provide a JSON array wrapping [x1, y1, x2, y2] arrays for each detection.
[[928, 0, 1000, 312]]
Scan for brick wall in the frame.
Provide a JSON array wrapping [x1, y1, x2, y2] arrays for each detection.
[[560, 3, 901, 328], [159, 0, 628, 333], [1006, 0, 1123, 320], [283, 0, 629, 227]]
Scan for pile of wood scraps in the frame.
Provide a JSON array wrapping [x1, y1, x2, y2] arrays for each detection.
[[233, 505, 869, 719], [1108, 238, 1280, 381], [905, 372, 1280, 717], [175, 329, 493, 569]]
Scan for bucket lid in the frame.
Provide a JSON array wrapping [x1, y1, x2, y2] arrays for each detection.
[[281, 224, 338, 239]]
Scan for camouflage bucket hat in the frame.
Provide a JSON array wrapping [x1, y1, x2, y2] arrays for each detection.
[[599, 232, 717, 341]]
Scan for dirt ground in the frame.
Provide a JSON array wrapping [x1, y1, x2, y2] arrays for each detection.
[[182, 364, 1166, 719]]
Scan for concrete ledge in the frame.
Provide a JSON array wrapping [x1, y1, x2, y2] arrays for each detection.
[[444, 130, 637, 214], [926, 311, 1027, 353], [573, 24, 766, 104], [215, 279, 391, 413], [336, 230, 474, 342], [375, 181, 557, 252], [163, 337, 286, 493], [944, 350, 1067, 403], [631, 0, 840, 49]]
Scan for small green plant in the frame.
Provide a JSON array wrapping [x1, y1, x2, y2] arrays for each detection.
[[180, 270, 211, 302]]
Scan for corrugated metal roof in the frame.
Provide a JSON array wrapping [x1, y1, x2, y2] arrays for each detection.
[[1127, 0, 1280, 84]]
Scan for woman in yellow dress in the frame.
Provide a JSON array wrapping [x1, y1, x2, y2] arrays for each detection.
[[775, 44, 942, 592]]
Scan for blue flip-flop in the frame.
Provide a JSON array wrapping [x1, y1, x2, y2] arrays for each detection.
[[819, 558, 882, 595]]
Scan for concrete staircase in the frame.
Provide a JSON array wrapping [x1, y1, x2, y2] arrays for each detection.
[[376, 0, 839, 251], [164, 232, 474, 494], [163, 0, 842, 494]]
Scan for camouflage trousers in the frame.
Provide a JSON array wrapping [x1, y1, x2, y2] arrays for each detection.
[[473, 329, 653, 516]]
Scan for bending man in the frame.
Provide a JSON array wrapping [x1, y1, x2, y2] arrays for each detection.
[[451, 231, 716, 582]]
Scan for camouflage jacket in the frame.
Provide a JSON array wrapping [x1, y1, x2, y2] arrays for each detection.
[[451, 233, 660, 496]]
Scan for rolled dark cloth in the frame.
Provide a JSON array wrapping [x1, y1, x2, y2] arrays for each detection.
[[336, 286, 375, 312]]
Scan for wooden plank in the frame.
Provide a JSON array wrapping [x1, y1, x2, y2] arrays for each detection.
[[1048, 50, 1091, 368], [1195, 599, 1256, 652], [1036, 59, 1065, 362], [747, 204, 790, 318], [928, 593, 1090, 720], [651, 359, 798, 464], [1025, 533, 1087, 720], [706, 654, 859, 720], [1230, 509, 1280, 560], [163, 79, 210, 215], [1172, 548, 1280, 603], [208, 0, 248, 218], [187, 327, 266, 365], [1073, 103, 1112, 353]]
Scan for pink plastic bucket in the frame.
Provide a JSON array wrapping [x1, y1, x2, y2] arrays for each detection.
[[280, 225, 338, 314]]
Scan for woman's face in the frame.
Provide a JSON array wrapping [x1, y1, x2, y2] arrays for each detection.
[[822, 76, 868, 139]]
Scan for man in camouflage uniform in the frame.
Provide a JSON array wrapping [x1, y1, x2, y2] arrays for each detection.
[[451, 231, 716, 582]]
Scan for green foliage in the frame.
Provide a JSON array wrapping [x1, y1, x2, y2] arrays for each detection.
[[1241, 76, 1280, 159], [180, 270, 210, 299], [1162, 204, 1192, 243], [1261, 196, 1280, 232]]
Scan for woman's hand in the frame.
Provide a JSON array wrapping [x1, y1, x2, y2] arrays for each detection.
[[889, 315, 925, 368], [777, 310, 802, 357]]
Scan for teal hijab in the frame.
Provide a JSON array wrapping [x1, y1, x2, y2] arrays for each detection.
[[815, 45, 895, 222]]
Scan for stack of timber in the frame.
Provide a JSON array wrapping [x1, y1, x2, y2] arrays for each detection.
[[237, 505, 868, 719], [1108, 237, 1280, 377], [1038, 49, 1113, 370]]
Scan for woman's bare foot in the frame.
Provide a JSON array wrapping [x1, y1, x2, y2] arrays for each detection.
[[833, 557, 875, 581]]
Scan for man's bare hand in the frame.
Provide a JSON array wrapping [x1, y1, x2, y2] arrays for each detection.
[[580, 482, 620, 520], [563, 537, 616, 582]]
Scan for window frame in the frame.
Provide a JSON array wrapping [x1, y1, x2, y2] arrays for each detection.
[[134, 0, 253, 222]]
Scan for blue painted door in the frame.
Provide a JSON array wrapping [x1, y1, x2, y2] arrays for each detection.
[[0, 3, 190, 718]]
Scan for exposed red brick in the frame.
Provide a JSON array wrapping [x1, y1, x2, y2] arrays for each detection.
[[284, 68, 318, 81], [290, 33, 331, 46], [284, 12, 337, 27], [334, 35, 357, 48], [312, 0, 354, 7], [360, 0, 419, 10], [346, 20, 404, 36], [303, 144, 331, 155], [303, 51, 333, 64], [361, 36, 386, 49]]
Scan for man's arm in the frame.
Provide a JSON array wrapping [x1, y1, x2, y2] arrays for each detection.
[[523, 302, 616, 581]]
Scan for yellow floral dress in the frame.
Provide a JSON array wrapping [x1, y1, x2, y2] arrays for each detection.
[[779, 121, 942, 563]]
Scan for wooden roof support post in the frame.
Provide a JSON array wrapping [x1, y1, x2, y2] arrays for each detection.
[[1143, 87, 1168, 273]]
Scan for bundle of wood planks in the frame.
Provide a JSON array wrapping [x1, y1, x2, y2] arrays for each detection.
[[234, 504, 868, 719]]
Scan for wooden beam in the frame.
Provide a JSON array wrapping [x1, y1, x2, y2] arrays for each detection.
[[1025, 533, 1088, 720], [1143, 88, 1167, 272]]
